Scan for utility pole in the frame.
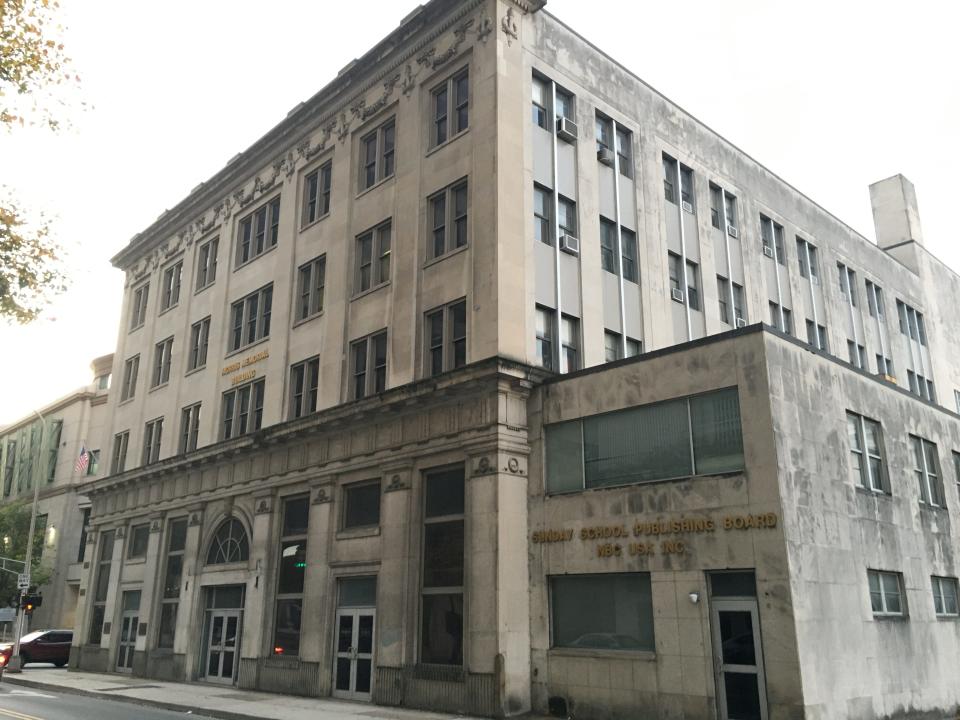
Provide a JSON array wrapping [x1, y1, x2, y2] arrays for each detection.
[[7, 409, 44, 673]]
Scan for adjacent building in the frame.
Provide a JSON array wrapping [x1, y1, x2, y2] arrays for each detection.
[[72, 1, 960, 719], [0, 354, 112, 631]]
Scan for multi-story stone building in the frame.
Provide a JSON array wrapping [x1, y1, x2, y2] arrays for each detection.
[[0, 354, 112, 632], [73, 1, 960, 719]]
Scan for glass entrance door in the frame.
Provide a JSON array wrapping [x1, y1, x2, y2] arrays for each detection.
[[332, 608, 375, 701], [205, 610, 241, 683], [711, 599, 768, 720], [116, 590, 141, 673]]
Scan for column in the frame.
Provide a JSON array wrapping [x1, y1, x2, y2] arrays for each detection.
[[239, 489, 276, 678], [175, 503, 205, 680], [133, 514, 165, 675], [302, 475, 335, 694], [70, 526, 98, 668], [99, 523, 127, 671]]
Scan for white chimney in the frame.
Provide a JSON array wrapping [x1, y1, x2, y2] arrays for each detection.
[[869, 174, 924, 249]]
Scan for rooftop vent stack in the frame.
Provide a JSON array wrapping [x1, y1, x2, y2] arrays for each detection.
[[869, 174, 924, 249]]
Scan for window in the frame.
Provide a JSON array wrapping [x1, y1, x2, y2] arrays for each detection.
[[555, 88, 573, 121], [2, 440, 15, 497], [77, 508, 90, 562], [273, 496, 309, 656], [912, 435, 943, 507], [196, 237, 218, 290], [876, 355, 893, 377], [796, 238, 819, 282], [351, 331, 388, 400], [432, 69, 468, 146], [206, 518, 249, 564], [616, 127, 631, 177], [896, 299, 928, 347], [421, 466, 464, 665], [289, 357, 320, 419], [557, 196, 577, 238], [724, 193, 738, 233], [668, 253, 682, 299], [868, 570, 905, 617], [866, 280, 885, 318], [561, 315, 579, 373], [621, 228, 637, 282], [662, 154, 676, 203], [600, 219, 617, 273], [188, 317, 210, 371], [87, 449, 100, 476], [680, 165, 694, 210], [151, 337, 173, 387], [89, 530, 115, 644], [120, 355, 139, 401], [111, 431, 129, 474], [236, 196, 281, 266], [343, 480, 381, 529], [846, 412, 886, 493], [532, 75, 548, 128], [129, 283, 149, 330], [709, 184, 723, 229], [157, 518, 187, 649], [360, 118, 395, 190], [954, 451, 960, 489], [355, 221, 391, 293], [534, 185, 552, 246], [805, 320, 828, 351], [127, 523, 149, 559], [429, 181, 468, 259], [295, 256, 326, 321], [179, 403, 201, 454], [546, 387, 744, 493], [760, 215, 785, 265], [954, 390, 960, 414], [685, 260, 700, 311], [160, 262, 182, 311], [142, 417, 163, 465], [221, 378, 265, 440], [302, 161, 332, 225], [769, 302, 793, 336], [847, 340, 866, 369], [838, 264, 858, 307], [932, 576, 959, 617], [536, 306, 555, 371], [45, 419, 61, 483], [595, 114, 612, 152], [604, 331, 640, 362], [425, 300, 467, 377], [717, 277, 731, 325], [229, 284, 273, 352], [550, 573, 654, 651], [95, 373, 110, 390]]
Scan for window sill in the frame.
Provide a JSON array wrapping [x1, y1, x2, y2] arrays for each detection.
[[936, 614, 960, 620], [424, 244, 469, 269], [125, 557, 147, 565], [548, 647, 655, 661], [854, 486, 890, 499], [350, 282, 391, 303], [118, 397, 135, 407], [148, 381, 170, 394], [920, 502, 948, 513], [336, 526, 381, 541], [157, 303, 179, 318], [300, 211, 331, 233], [128, 323, 144, 334], [292, 311, 324, 330], [234, 243, 278, 272], [184, 364, 207, 378], [356, 174, 395, 200], [194, 281, 215, 297], [425, 127, 470, 158], [872, 614, 908, 622], [225, 335, 271, 360]]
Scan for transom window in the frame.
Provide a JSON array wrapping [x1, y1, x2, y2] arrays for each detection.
[[206, 518, 250, 565]]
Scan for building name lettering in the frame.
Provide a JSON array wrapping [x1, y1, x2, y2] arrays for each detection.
[[231, 370, 257, 386], [221, 348, 270, 376]]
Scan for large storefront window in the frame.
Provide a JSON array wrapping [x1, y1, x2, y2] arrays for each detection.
[[88, 530, 115, 645], [550, 573, 654, 651], [545, 387, 744, 493], [420, 466, 464, 665], [157, 518, 187, 649], [273, 495, 308, 656]]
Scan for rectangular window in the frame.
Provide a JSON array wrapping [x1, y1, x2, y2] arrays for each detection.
[[600, 219, 617, 274], [838, 264, 858, 307], [868, 569, 905, 617], [129, 283, 149, 330], [554, 88, 573, 121], [662, 154, 677, 204], [160, 262, 182, 311], [179, 403, 201, 454], [717, 276, 730, 325], [421, 466, 465, 665], [2, 440, 15, 497], [685, 260, 700, 311], [229, 284, 273, 352], [709, 184, 723, 229], [120, 355, 139, 401], [429, 180, 468, 259], [550, 573, 654, 651], [616, 127, 632, 177], [432, 69, 468, 147], [188, 317, 210, 371], [534, 184, 552, 246], [866, 280, 885, 318], [680, 165, 694, 210], [621, 227, 637, 282], [151, 337, 173, 387], [302, 161, 332, 225], [760, 215, 785, 265], [424, 300, 467, 377], [532, 75, 548, 128], [912, 435, 943, 507], [127, 523, 149, 559], [295, 255, 326, 321], [221, 378, 265, 440], [668, 252, 682, 297], [273, 495, 309, 657], [343, 480, 381, 529], [196, 237, 218, 290], [954, 451, 960, 490], [86, 449, 99, 476], [142, 417, 163, 465], [595, 114, 612, 152], [604, 331, 641, 362], [89, 530, 115, 644], [932, 576, 959, 617], [351, 331, 388, 400], [157, 518, 187, 648], [77, 508, 90, 562], [536, 306, 555, 371], [111, 431, 129, 474], [846, 412, 886, 493], [236, 196, 281, 266], [796, 237, 819, 282], [724, 193, 738, 232], [360, 118, 395, 190], [769, 302, 793, 336], [805, 320, 828, 351], [289, 356, 320, 420], [546, 387, 744, 493], [355, 221, 391, 293], [561, 315, 580, 373], [557, 196, 577, 238]]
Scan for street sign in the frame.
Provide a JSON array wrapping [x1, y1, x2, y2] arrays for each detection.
[[16, 574, 29, 590]]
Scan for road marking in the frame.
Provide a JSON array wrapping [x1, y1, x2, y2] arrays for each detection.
[[7, 691, 56, 699], [0, 708, 44, 720]]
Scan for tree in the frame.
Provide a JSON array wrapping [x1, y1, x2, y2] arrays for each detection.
[[0, 501, 50, 605], [1, 0, 78, 323]]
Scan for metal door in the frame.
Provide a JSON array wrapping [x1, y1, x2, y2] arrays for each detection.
[[116, 609, 139, 672], [204, 610, 241, 684], [711, 598, 768, 720], [332, 609, 375, 701]]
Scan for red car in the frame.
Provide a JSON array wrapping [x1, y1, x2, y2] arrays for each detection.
[[0, 629, 72, 667]]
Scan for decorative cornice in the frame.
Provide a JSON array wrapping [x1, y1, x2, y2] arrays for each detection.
[[508, 0, 547, 12]]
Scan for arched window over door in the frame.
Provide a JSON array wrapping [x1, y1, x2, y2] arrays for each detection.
[[206, 518, 249, 565]]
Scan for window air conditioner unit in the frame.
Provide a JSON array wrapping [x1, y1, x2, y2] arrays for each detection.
[[762, 245, 775, 258], [735, 317, 748, 328], [726, 225, 739, 238], [555, 117, 578, 143], [597, 147, 615, 166], [681, 201, 694, 214], [558, 233, 580, 255], [670, 288, 684, 303]]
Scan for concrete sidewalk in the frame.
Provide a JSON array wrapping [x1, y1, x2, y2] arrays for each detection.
[[0, 668, 511, 720]]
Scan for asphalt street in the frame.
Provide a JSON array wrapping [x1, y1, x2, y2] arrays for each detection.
[[0, 667, 218, 720]]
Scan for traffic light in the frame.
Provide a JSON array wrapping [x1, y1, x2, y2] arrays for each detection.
[[19, 593, 42, 614]]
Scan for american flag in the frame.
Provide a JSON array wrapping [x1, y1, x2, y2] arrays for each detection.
[[74, 445, 89, 475]]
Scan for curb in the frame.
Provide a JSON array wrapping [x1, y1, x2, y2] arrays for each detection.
[[0, 675, 265, 720]]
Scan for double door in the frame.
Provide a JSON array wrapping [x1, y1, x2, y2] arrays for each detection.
[[332, 609, 375, 701], [205, 610, 241, 684], [116, 590, 141, 673], [711, 599, 768, 720]]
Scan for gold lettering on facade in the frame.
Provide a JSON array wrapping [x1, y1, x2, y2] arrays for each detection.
[[221, 348, 270, 376], [531, 529, 574, 544], [231, 370, 256, 386]]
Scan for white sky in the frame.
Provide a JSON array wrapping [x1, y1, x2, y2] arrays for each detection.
[[1, 0, 957, 426]]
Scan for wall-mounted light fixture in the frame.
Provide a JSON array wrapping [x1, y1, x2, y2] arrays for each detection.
[[688, 591, 700, 604]]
